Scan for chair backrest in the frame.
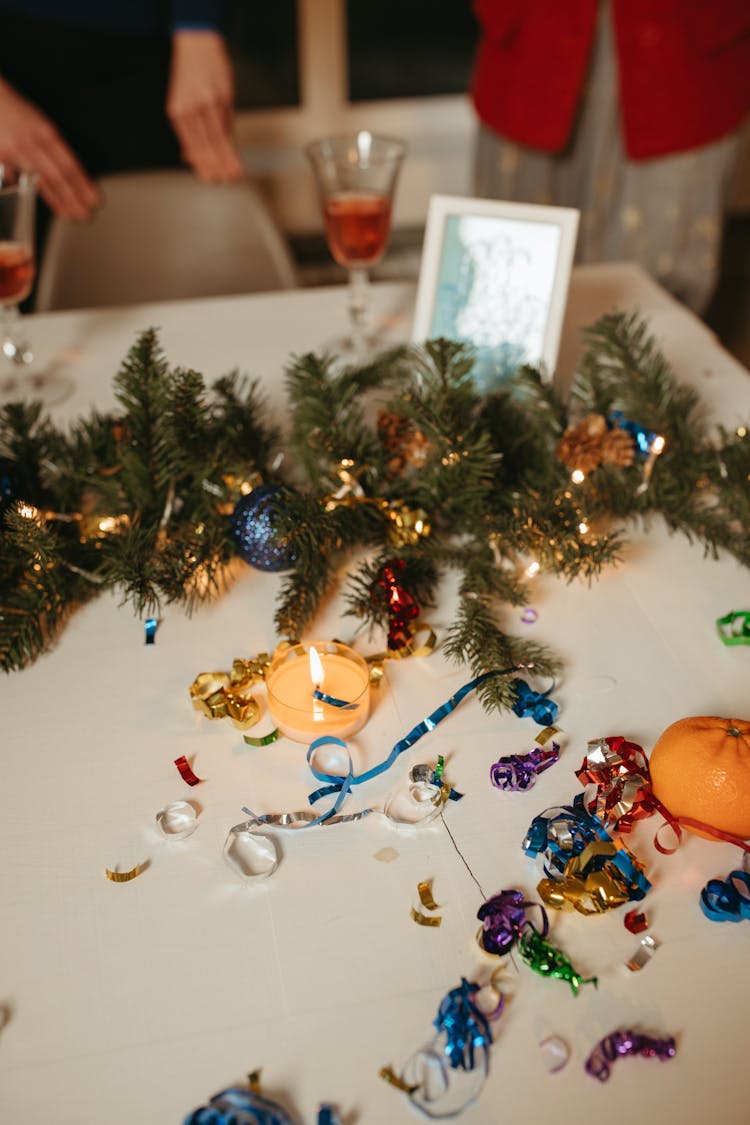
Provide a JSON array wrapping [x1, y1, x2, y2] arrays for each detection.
[[35, 169, 298, 312]]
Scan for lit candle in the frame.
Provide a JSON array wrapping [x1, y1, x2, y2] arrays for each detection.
[[265, 640, 371, 743]]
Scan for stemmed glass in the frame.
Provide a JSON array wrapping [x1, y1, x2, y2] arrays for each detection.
[[0, 171, 71, 406], [306, 131, 406, 360]]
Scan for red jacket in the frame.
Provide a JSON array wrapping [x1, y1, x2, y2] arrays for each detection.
[[471, 0, 750, 159]]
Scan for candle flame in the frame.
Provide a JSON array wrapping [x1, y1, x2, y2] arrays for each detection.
[[309, 644, 325, 688]]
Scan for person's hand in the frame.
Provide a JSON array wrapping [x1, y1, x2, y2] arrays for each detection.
[[0, 75, 99, 219], [166, 29, 244, 183]]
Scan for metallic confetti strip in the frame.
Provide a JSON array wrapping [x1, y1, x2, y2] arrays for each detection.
[[243, 728, 280, 747], [144, 616, 158, 644], [626, 934, 659, 971], [716, 610, 750, 646], [105, 864, 142, 882], [174, 755, 204, 786]]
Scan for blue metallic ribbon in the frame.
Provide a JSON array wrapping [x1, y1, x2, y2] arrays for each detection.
[[608, 410, 659, 459], [434, 978, 492, 1072], [183, 1086, 295, 1125], [700, 870, 750, 922], [241, 667, 521, 830], [144, 617, 158, 644], [305, 667, 522, 817], [312, 688, 357, 710], [523, 794, 651, 900], [510, 679, 559, 724]]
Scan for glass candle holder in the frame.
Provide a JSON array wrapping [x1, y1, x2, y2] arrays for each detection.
[[266, 640, 371, 744]]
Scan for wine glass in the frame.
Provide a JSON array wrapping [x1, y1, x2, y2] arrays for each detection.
[[306, 131, 406, 360], [0, 171, 71, 406]]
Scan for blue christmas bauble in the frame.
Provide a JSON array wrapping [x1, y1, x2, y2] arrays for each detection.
[[229, 483, 297, 572]]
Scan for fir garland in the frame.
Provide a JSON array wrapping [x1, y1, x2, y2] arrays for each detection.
[[1, 314, 748, 709]]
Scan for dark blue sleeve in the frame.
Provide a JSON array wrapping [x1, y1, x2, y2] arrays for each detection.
[[171, 0, 226, 30]]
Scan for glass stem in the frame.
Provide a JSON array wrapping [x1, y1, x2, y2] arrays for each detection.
[[1, 303, 31, 364], [347, 268, 371, 358]]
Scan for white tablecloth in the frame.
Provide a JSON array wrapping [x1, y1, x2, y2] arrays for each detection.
[[1, 264, 749, 1125]]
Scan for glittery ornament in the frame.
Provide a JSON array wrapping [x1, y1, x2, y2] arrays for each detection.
[[230, 484, 297, 572]]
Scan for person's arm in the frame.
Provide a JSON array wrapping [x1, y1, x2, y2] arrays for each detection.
[[0, 75, 99, 218], [166, 3, 243, 183]]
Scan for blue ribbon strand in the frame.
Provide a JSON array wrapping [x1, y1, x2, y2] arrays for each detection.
[[312, 688, 358, 710], [242, 665, 525, 829]]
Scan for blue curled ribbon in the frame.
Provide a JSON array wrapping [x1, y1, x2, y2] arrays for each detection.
[[183, 1086, 294, 1125], [434, 978, 492, 1072], [523, 794, 651, 900], [700, 870, 750, 922], [510, 678, 559, 725], [303, 667, 523, 821], [608, 410, 659, 459]]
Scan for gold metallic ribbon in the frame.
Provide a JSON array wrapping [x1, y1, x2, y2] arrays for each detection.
[[105, 864, 143, 882], [537, 841, 642, 915], [379, 1067, 419, 1095], [189, 653, 271, 729], [367, 621, 437, 687]]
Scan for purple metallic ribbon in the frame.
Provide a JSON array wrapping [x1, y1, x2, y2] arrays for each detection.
[[476, 889, 548, 956], [585, 1030, 676, 1082], [490, 744, 560, 791]]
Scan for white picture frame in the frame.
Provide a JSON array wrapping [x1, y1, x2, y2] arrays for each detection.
[[412, 194, 580, 390]]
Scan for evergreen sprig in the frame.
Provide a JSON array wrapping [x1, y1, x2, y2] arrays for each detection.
[[1, 312, 748, 713]]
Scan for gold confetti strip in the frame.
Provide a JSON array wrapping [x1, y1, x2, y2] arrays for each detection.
[[410, 906, 442, 927], [247, 1070, 262, 1094], [537, 724, 561, 746], [105, 864, 144, 883], [379, 1066, 419, 1095], [418, 879, 441, 912]]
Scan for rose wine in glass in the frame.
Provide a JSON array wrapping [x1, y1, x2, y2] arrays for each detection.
[[306, 132, 406, 360], [0, 172, 71, 406]]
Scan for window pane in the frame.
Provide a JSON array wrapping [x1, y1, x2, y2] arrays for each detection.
[[226, 0, 300, 110], [347, 1, 478, 102]]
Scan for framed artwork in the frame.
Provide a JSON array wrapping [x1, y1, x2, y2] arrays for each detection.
[[412, 195, 580, 390]]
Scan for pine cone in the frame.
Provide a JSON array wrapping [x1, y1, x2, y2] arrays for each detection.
[[556, 413, 608, 473], [600, 428, 636, 467], [377, 411, 432, 476]]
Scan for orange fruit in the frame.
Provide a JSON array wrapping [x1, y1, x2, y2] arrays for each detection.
[[649, 716, 750, 840]]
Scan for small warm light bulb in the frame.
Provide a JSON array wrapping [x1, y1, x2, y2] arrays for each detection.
[[98, 516, 117, 533], [652, 435, 666, 455], [578, 521, 589, 535], [571, 469, 585, 484], [525, 560, 540, 578], [309, 645, 325, 688], [18, 502, 39, 520]]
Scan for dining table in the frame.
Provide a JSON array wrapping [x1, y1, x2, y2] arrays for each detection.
[[1, 263, 749, 1125]]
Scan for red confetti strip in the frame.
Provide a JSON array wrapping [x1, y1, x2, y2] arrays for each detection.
[[174, 755, 204, 786], [624, 908, 648, 934]]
